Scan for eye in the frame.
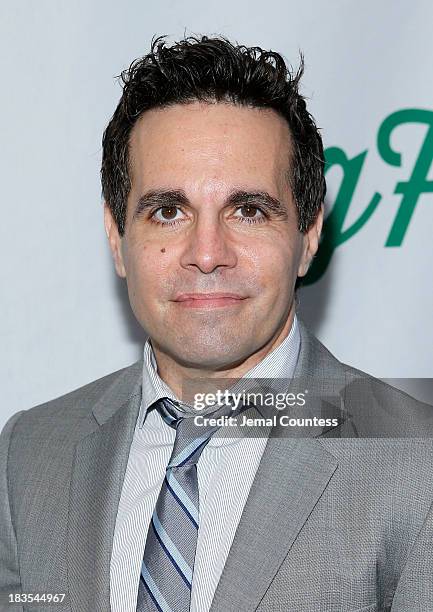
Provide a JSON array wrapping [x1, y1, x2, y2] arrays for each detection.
[[150, 205, 186, 226], [232, 205, 266, 224]]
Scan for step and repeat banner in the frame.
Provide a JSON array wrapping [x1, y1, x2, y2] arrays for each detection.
[[1, 0, 432, 426]]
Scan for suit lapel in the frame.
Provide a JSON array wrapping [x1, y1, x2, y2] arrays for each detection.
[[210, 318, 346, 611], [67, 363, 143, 611]]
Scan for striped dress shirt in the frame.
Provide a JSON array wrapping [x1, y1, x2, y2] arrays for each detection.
[[110, 313, 301, 612]]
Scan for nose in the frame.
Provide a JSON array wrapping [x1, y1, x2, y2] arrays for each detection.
[[179, 213, 238, 274]]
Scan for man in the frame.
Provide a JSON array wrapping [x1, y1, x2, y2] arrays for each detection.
[[1, 35, 432, 612]]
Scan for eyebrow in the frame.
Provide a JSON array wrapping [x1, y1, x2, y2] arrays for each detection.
[[132, 189, 289, 221]]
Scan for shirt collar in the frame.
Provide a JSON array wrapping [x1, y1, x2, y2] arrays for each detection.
[[139, 313, 301, 428]]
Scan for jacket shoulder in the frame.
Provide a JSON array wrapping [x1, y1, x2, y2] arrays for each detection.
[[339, 363, 433, 436], [13, 360, 143, 426], [297, 320, 432, 433]]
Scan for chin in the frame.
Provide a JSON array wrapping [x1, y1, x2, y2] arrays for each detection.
[[170, 339, 254, 371]]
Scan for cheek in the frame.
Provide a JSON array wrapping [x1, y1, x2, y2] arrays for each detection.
[[125, 243, 175, 301], [246, 241, 298, 286]]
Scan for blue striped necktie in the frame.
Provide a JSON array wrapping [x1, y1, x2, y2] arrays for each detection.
[[136, 396, 250, 612]]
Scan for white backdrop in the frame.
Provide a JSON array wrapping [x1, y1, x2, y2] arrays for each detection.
[[1, 0, 432, 427]]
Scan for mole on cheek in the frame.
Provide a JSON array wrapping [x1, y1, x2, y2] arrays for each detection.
[[160, 247, 166, 253]]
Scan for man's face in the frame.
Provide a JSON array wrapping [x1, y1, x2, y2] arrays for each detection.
[[105, 101, 322, 370]]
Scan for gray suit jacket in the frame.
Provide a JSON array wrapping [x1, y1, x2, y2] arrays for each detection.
[[1, 320, 433, 612]]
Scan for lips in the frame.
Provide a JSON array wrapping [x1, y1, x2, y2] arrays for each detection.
[[174, 292, 245, 301], [173, 292, 246, 308]]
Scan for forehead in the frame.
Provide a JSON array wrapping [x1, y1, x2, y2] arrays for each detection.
[[128, 101, 292, 193]]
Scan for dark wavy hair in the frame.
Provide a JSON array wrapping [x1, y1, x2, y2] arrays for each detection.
[[101, 35, 326, 236]]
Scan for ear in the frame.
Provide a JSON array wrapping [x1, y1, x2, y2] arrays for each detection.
[[297, 203, 324, 277], [104, 203, 126, 278]]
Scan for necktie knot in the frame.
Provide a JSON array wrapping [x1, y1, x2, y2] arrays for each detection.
[[154, 397, 252, 468], [155, 397, 185, 430]]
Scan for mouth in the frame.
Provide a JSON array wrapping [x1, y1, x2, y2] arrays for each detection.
[[173, 292, 247, 309]]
